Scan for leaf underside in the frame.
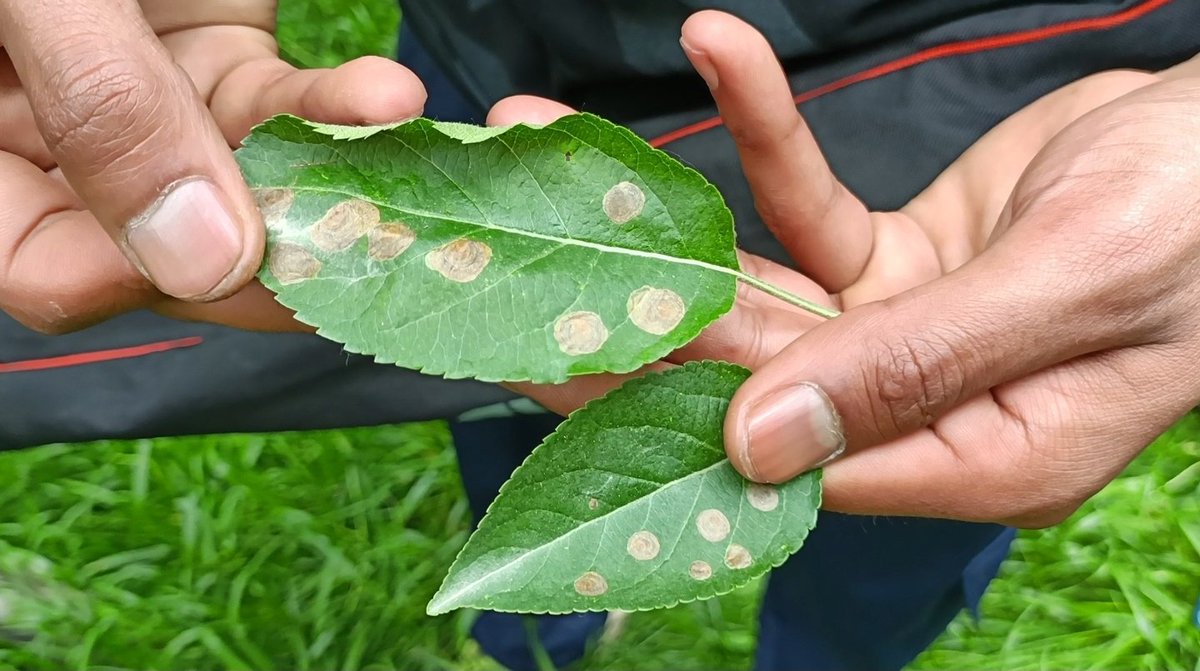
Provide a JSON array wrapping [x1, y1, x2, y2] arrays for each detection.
[[427, 361, 822, 615], [236, 113, 739, 383]]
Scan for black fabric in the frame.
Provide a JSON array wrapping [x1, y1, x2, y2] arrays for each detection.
[[2, 0, 1197, 450]]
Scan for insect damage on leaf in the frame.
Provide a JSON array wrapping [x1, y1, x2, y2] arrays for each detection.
[[426, 361, 822, 615], [236, 112, 740, 383]]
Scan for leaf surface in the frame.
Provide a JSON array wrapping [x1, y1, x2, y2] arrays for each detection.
[[427, 361, 822, 615], [236, 113, 739, 383]]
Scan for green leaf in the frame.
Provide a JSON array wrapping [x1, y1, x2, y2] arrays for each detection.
[[426, 361, 821, 615], [236, 113, 740, 383]]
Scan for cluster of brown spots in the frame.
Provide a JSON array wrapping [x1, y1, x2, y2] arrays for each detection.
[[746, 484, 780, 512], [602, 181, 645, 224], [574, 571, 608, 597], [368, 223, 416, 261], [696, 509, 730, 543], [688, 560, 713, 581], [554, 311, 609, 356], [426, 238, 493, 282], [626, 531, 661, 561], [310, 198, 380, 252], [253, 188, 295, 230], [269, 243, 321, 285], [724, 544, 752, 570], [627, 287, 686, 335]]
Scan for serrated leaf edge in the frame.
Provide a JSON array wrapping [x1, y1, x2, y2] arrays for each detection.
[[426, 361, 822, 616]]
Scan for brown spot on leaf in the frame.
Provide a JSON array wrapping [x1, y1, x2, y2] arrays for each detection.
[[746, 484, 780, 512], [724, 544, 752, 570], [253, 188, 295, 230], [628, 286, 686, 335], [696, 509, 730, 543], [310, 198, 379, 252], [626, 531, 660, 561], [574, 571, 608, 597], [688, 560, 713, 581], [268, 243, 321, 285], [588, 498, 600, 510], [368, 223, 416, 261], [602, 181, 645, 224], [426, 239, 492, 282], [554, 311, 608, 356]]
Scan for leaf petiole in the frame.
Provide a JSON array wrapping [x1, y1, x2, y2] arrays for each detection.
[[730, 271, 842, 320]]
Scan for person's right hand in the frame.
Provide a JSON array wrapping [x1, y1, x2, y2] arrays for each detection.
[[0, 0, 426, 333]]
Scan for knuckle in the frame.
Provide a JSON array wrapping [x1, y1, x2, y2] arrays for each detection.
[[38, 53, 167, 166], [862, 330, 966, 436]]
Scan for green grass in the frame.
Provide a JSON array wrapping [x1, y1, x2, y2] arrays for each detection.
[[2, 0, 1198, 668], [2, 418, 1198, 670]]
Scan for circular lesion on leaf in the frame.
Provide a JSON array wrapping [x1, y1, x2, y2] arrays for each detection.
[[368, 223, 416, 261], [573, 571, 608, 597], [426, 238, 492, 282], [253, 188, 295, 230], [626, 531, 661, 561], [310, 198, 380, 252], [554, 311, 608, 356], [627, 286, 686, 335], [688, 560, 713, 581], [602, 181, 645, 224], [724, 544, 752, 570], [696, 509, 730, 543], [746, 483, 779, 512], [268, 243, 321, 285]]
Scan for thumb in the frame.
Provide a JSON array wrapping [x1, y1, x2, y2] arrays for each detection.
[[723, 233, 1117, 483], [0, 0, 261, 301]]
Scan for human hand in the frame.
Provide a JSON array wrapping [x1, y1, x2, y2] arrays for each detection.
[[0, 0, 425, 333], [498, 10, 1194, 528]]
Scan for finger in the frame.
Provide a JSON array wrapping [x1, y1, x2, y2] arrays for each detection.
[[722, 224, 1144, 483], [211, 55, 427, 145], [680, 11, 873, 292], [153, 281, 311, 332], [488, 95, 576, 126], [0, 90, 53, 168], [505, 362, 673, 418], [0, 151, 152, 333], [821, 342, 1196, 526], [0, 0, 263, 302]]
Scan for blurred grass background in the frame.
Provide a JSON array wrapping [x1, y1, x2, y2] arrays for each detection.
[[1, 0, 1198, 668]]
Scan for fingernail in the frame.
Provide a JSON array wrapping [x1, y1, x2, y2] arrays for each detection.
[[123, 178, 244, 300], [679, 37, 718, 90], [742, 383, 845, 481]]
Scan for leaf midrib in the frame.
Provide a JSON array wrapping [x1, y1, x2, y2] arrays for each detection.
[[285, 184, 741, 278], [428, 456, 730, 613]]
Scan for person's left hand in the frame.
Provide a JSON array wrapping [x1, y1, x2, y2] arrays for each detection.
[[498, 10, 1199, 528]]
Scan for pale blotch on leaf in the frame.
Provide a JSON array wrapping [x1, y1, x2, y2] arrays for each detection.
[[696, 509, 731, 543], [602, 180, 645, 224], [310, 198, 380, 252], [426, 238, 493, 282], [688, 560, 713, 581], [627, 286, 686, 335], [574, 571, 608, 597], [587, 497, 600, 510], [626, 531, 660, 561], [725, 544, 752, 570], [368, 223, 416, 261], [269, 242, 321, 285], [253, 188, 295, 230], [554, 311, 609, 356], [746, 483, 780, 512]]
